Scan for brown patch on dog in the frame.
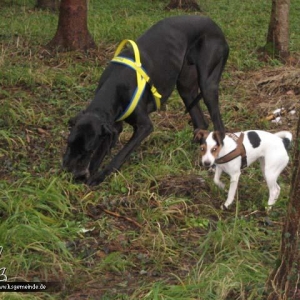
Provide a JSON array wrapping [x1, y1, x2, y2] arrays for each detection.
[[200, 143, 207, 156], [210, 131, 223, 159], [210, 144, 222, 159], [212, 131, 224, 146], [193, 129, 209, 143]]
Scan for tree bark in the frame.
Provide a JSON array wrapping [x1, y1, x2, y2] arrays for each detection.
[[265, 0, 290, 60], [165, 0, 202, 11], [47, 0, 96, 51], [266, 116, 300, 299]]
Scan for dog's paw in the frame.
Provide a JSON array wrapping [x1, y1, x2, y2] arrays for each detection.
[[265, 205, 273, 214], [87, 173, 105, 186], [214, 180, 225, 190], [208, 165, 216, 173], [218, 182, 225, 190], [220, 203, 228, 211]]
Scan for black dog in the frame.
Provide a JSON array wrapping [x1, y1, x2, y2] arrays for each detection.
[[63, 15, 229, 185]]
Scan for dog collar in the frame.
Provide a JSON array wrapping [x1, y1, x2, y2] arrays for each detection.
[[111, 39, 162, 122], [215, 132, 247, 169]]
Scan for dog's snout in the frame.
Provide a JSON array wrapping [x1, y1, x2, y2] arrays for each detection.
[[203, 160, 212, 167]]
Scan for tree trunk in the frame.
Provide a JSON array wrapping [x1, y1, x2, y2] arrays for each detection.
[[165, 0, 202, 11], [36, 0, 59, 11], [47, 0, 96, 51], [265, 0, 290, 60], [266, 116, 300, 299]]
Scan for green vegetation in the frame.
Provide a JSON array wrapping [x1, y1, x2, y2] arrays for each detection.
[[0, 0, 299, 299]]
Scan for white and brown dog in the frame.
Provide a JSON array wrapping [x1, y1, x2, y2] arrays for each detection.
[[194, 129, 292, 210]]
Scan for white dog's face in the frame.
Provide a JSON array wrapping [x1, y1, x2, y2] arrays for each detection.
[[194, 130, 223, 167]]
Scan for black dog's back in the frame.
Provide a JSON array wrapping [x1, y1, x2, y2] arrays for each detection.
[[132, 16, 229, 134], [135, 16, 228, 100]]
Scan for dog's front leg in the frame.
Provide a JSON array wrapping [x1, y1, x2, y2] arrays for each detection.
[[213, 167, 225, 189], [222, 172, 241, 210], [88, 138, 112, 177], [87, 119, 153, 186], [89, 123, 123, 177]]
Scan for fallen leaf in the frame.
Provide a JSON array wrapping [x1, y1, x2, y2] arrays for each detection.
[[286, 90, 295, 95], [37, 128, 50, 136]]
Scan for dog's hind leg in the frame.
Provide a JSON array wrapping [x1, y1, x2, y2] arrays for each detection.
[[265, 168, 282, 207], [259, 158, 280, 207], [264, 156, 288, 207], [259, 157, 266, 180], [265, 176, 281, 207], [192, 37, 229, 136], [177, 64, 209, 130]]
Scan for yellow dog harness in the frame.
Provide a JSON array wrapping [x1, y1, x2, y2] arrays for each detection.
[[111, 39, 162, 122]]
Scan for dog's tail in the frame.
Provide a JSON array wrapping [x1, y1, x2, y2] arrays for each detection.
[[274, 131, 293, 150]]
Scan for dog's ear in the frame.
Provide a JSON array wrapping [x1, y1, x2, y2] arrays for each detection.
[[77, 122, 99, 152], [212, 131, 224, 146], [193, 129, 208, 144], [68, 110, 85, 128], [67, 122, 95, 148], [85, 130, 98, 152], [102, 123, 113, 136], [102, 123, 119, 148]]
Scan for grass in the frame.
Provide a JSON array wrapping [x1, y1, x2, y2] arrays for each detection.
[[0, 0, 299, 299]]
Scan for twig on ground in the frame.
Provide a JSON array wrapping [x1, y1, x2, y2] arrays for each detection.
[[102, 207, 143, 229]]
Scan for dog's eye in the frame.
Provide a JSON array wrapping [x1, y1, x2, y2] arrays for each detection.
[[200, 146, 204, 152], [212, 147, 218, 152]]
